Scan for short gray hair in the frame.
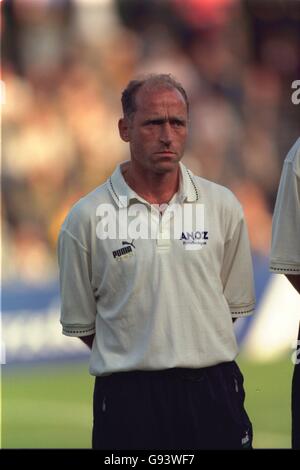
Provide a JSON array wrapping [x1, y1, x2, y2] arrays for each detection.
[[121, 73, 189, 118]]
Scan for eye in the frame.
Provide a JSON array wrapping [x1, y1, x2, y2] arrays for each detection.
[[171, 120, 185, 128], [144, 120, 161, 127]]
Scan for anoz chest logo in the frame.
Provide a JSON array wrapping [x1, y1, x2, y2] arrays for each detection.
[[112, 240, 135, 261], [180, 231, 208, 247]]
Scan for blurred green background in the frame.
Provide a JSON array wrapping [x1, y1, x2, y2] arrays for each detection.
[[1, 356, 294, 449]]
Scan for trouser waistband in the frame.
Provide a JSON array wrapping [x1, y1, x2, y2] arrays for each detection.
[[95, 361, 236, 383]]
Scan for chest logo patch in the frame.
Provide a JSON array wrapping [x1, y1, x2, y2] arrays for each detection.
[[180, 231, 208, 248], [112, 240, 135, 260]]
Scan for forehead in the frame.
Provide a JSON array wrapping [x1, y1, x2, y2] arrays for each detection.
[[134, 86, 187, 116]]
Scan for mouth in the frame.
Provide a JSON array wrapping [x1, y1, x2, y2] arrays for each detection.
[[154, 151, 177, 156]]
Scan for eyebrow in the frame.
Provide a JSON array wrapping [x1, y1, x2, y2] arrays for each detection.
[[142, 117, 187, 125]]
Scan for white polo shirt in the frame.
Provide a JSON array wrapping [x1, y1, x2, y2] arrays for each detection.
[[270, 138, 300, 274], [58, 162, 255, 376]]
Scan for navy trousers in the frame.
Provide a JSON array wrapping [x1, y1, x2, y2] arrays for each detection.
[[92, 361, 253, 450]]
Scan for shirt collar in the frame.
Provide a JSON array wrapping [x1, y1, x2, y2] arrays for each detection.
[[179, 161, 199, 203], [107, 160, 199, 208]]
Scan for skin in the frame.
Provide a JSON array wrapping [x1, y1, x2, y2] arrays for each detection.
[[118, 85, 188, 205]]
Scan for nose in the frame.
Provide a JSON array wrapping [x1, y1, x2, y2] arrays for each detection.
[[159, 122, 172, 146]]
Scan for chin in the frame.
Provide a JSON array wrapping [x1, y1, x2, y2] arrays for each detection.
[[152, 158, 180, 173]]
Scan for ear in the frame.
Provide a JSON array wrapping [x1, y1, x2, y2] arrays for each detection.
[[118, 118, 130, 142]]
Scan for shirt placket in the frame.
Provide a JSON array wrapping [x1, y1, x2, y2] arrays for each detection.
[[156, 206, 172, 252]]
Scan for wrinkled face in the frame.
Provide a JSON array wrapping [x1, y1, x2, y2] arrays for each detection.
[[119, 86, 188, 174]]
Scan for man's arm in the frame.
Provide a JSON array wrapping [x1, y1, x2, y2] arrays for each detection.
[[79, 334, 95, 350], [287, 275, 300, 295], [58, 227, 97, 342], [221, 211, 255, 321]]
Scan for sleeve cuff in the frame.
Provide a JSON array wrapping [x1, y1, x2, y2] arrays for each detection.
[[230, 302, 255, 318], [61, 323, 96, 337], [270, 262, 300, 275]]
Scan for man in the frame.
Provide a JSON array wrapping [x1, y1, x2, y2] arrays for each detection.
[[270, 137, 300, 449], [58, 74, 255, 449]]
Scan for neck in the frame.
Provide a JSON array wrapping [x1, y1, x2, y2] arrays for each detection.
[[122, 161, 180, 205]]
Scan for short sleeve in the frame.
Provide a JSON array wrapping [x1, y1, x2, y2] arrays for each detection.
[[58, 228, 97, 337], [221, 212, 256, 318], [270, 147, 300, 274]]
